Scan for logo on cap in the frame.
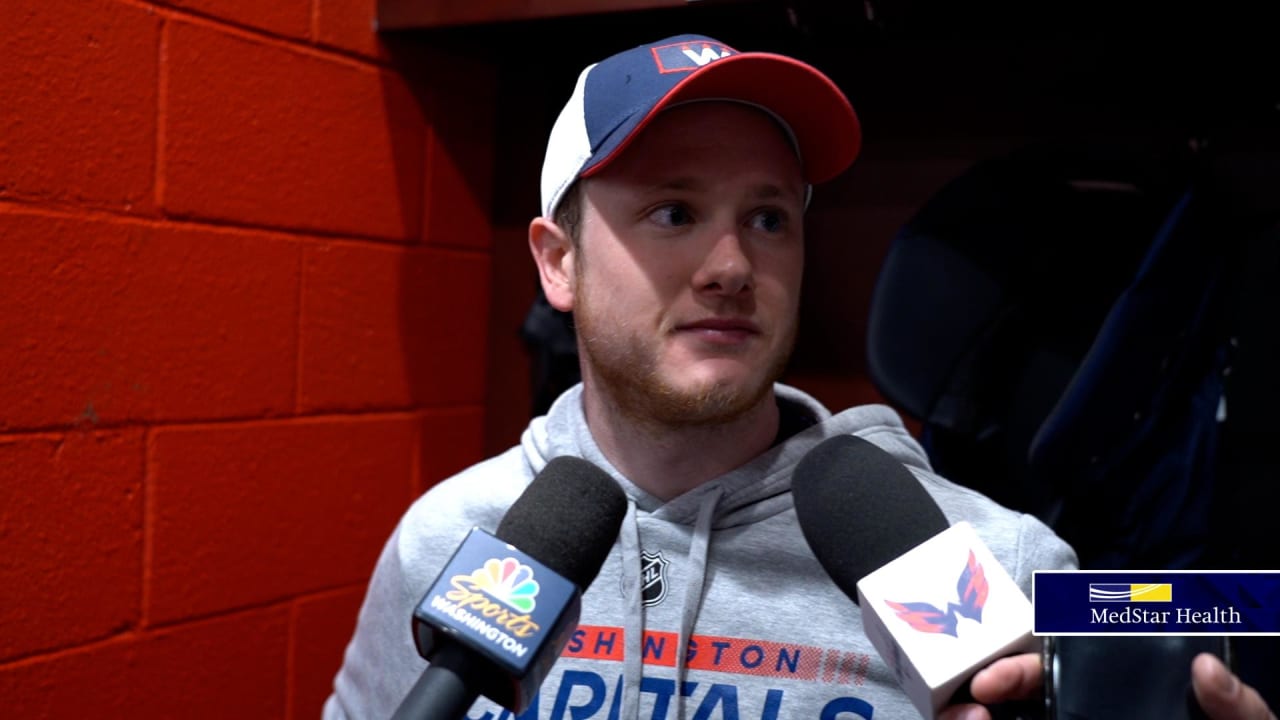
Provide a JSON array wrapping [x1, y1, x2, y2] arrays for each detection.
[[650, 40, 736, 74]]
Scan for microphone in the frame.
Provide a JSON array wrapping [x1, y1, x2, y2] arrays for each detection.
[[793, 434, 1036, 719], [391, 456, 627, 720]]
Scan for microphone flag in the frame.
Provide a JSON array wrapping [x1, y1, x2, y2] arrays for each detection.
[[412, 528, 582, 712]]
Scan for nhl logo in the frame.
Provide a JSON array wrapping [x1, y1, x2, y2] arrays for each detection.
[[640, 551, 670, 607]]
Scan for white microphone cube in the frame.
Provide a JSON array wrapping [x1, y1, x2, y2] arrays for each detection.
[[857, 522, 1036, 719]]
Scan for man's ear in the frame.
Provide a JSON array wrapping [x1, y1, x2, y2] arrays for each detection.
[[528, 216, 576, 312]]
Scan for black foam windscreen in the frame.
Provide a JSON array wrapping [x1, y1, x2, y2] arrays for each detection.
[[495, 456, 628, 592], [792, 434, 950, 603]]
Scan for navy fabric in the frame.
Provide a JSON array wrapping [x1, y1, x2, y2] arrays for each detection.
[[581, 35, 733, 172]]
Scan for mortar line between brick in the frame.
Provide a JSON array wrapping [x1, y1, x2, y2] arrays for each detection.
[[0, 198, 483, 252], [0, 405, 483, 440], [0, 596, 306, 670], [120, 0, 389, 72], [140, 426, 156, 629], [144, 586, 366, 633], [0, 632, 141, 671], [148, 408, 450, 433], [155, 18, 169, 214]]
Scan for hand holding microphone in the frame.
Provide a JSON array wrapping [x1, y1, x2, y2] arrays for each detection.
[[793, 435, 1275, 720], [933, 650, 1276, 720], [392, 456, 627, 720]]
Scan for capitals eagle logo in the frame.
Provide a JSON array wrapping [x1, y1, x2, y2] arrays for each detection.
[[884, 550, 989, 637]]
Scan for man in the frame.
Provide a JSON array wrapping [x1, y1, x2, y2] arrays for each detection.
[[325, 35, 1274, 720]]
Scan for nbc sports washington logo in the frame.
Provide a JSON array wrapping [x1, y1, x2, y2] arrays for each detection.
[[434, 557, 543, 639]]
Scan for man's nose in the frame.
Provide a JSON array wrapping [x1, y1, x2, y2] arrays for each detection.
[[693, 226, 753, 297]]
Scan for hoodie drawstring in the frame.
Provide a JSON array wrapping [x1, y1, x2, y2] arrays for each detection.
[[620, 497, 644, 720], [674, 486, 723, 720], [617, 487, 724, 720]]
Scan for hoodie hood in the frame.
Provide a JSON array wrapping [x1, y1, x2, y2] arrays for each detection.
[[519, 382, 934, 526]]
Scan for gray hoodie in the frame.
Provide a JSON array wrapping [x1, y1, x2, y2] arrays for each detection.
[[324, 384, 1077, 720]]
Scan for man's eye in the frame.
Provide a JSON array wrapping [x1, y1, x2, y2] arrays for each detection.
[[649, 204, 692, 227], [750, 209, 786, 233]]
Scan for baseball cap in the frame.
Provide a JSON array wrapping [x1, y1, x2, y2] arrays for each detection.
[[540, 33, 862, 219]]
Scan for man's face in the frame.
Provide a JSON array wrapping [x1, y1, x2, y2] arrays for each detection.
[[571, 102, 807, 428]]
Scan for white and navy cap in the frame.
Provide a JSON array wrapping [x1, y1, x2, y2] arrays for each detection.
[[540, 33, 862, 219]]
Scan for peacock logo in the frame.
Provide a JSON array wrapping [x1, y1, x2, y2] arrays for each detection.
[[466, 557, 541, 612]]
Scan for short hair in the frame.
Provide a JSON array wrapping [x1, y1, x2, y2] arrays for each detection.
[[552, 182, 582, 251]]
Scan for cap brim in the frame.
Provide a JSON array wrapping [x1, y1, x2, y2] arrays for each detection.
[[581, 52, 861, 185]]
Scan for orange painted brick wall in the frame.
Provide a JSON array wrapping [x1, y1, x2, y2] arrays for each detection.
[[1, 0, 493, 716]]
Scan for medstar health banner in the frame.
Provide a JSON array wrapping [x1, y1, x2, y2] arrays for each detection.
[[1034, 571, 1280, 635]]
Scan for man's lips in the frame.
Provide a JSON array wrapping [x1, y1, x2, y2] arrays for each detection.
[[675, 318, 761, 343]]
